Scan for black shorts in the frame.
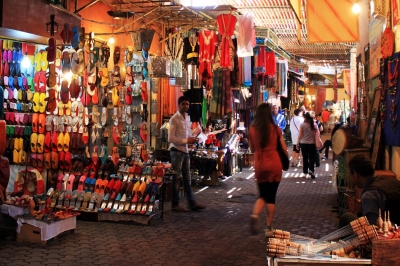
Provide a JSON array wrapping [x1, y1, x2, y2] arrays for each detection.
[[293, 145, 300, 153], [257, 182, 280, 204]]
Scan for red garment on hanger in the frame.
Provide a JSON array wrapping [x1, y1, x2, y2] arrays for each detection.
[[199, 30, 217, 63], [265, 51, 276, 76], [216, 14, 237, 69]]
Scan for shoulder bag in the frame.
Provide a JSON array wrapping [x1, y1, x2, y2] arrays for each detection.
[[275, 126, 289, 171]]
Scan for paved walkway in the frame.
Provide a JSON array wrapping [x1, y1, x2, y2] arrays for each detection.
[[0, 149, 339, 266]]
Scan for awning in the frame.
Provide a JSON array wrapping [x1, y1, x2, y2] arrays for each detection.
[[306, 0, 359, 43]]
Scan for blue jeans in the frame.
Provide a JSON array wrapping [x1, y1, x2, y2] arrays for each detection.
[[170, 150, 196, 208]]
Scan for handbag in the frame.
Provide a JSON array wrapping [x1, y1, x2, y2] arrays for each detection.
[[275, 126, 289, 171], [315, 129, 324, 150]]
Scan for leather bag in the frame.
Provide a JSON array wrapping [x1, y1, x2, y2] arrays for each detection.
[[275, 126, 289, 171]]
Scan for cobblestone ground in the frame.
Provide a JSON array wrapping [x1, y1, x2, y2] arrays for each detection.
[[0, 151, 339, 266]]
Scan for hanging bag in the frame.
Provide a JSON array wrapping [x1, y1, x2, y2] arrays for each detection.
[[275, 126, 289, 171]]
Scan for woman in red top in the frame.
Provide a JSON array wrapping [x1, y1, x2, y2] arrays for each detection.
[[248, 103, 288, 235]]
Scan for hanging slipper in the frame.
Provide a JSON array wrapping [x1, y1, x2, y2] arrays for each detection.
[[151, 99, 159, 114], [114, 46, 121, 65], [93, 47, 99, 63], [55, 48, 62, 72], [102, 47, 110, 67], [77, 49, 85, 75], [45, 88, 57, 113], [101, 107, 107, 126], [141, 81, 148, 102], [111, 147, 119, 166], [41, 50, 48, 71], [60, 23, 73, 45], [71, 26, 79, 49], [112, 126, 120, 145], [60, 80, 70, 104], [61, 48, 71, 74], [47, 63, 57, 87], [71, 50, 79, 74], [47, 38, 56, 62], [112, 87, 119, 107], [140, 123, 148, 143], [100, 67, 109, 87], [125, 86, 132, 105], [78, 27, 86, 49], [125, 66, 133, 87], [101, 87, 108, 107]]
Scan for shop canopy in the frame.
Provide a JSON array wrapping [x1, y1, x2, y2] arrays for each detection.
[[305, 0, 359, 43]]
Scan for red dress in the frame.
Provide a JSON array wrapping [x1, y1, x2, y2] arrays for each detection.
[[248, 125, 283, 183], [199, 30, 217, 90], [216, 14, 237, 69]]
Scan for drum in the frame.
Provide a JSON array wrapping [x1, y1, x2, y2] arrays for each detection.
[[332, 128, 364, 155]]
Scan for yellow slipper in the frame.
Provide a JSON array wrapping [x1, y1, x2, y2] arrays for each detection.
[[19, 137, 24, 151], [39, 93, 46, 113], [58, 101, 65, 116], [57, 132, 64, 152], [32, 92, 40, 112], [63, 131, 70, 152], [13, 149, 19, 164], [64, 100, 72, 116], [37, 133, 45, 153], [112, 87, 119, 107], [34, 51, 42, 72], [41, 50, 48, 71], [30, 133, 38, 153], [14, 138, 20, 151], [101, 67, 109, 87]]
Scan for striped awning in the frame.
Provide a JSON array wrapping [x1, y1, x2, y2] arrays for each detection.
[[306, 0, 359, 43]]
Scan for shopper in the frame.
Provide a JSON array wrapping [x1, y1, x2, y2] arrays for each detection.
[[168, 96, 205, 212], [340, 155, 400, 226], [320, 122, 343, 160], [289, 108, 304, 167], [272, 105, 286, 132], [321, 108, 330, 131], [296, 112, 316, 179], [310, 111, 323, 168], [248, 103, 288, 235]]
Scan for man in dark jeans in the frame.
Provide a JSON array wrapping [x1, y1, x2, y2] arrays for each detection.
[[320, 122, 343, 160], [168, 96, 205, 212]]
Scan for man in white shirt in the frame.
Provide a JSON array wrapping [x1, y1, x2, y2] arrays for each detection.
[[289, 108, 304, 167], [168, 96, 205, 212]]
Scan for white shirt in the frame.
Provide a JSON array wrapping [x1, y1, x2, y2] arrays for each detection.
[[168, 111, 192, 153], [290, 116, 304, 145]]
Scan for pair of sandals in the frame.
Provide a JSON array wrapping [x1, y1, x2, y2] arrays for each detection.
[[32, 92, 47, 113], [31, 113, 46, 134], [57, 131, 70, 152], [30, 133, 44, 153], [43, 151, 60, 170]]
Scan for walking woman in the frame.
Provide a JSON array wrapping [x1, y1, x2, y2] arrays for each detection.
[[248, 103, 288, 235], [296, 112, 316, 179]]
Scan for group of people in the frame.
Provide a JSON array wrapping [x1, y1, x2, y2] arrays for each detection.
[[289, 108, 329, 178], [167, 96, 400, 236]]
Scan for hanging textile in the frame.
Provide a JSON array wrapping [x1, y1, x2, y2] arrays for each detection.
[[183, 32, 199, 66], [243, 56, 252, 87], [216, 13, 237, 69], [265, 51, 276, 76], [230, 38, 240, 88], [199, 30, 217, 90], [277, 59, 288, 97], [237, 13, 255, 57], [333, 69, 338, 103]]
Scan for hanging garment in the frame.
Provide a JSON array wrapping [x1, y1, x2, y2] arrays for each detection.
[[199, 30, 217, 91], [216, 14, 237, 69], [277, 59, 288, 97], [265, 51, 276, 76], [183, 35, 199, 66], [237, 13, 255, 57], [243, 56, 252, 87]]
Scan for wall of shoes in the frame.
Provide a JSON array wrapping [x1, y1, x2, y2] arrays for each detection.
[[1, 26, 168, 221]]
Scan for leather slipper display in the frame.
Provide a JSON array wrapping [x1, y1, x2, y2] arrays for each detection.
[[140, 123, 148, 142], [60, 80, 70, 104], [47, 38, 56, 62]]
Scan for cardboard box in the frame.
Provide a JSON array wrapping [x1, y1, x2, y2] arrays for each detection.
[[17, 223, 46, 244]]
